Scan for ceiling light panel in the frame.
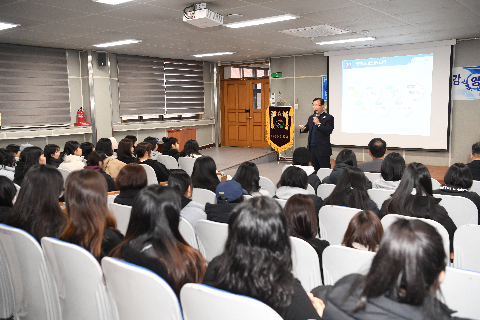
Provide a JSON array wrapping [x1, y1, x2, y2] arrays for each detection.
[[224, 14, 298, 29], [92, 0, 134, 4], [316, 37, 375, 45], [192, 52, 235, 57], [93, 39, 142, 47], [281, 25, 348, 38], [0, 22, 20, 31]]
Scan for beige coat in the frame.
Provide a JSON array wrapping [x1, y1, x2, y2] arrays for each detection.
[[103, 158, 126, 180]]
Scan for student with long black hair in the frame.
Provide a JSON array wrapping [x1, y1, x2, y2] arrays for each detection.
[[14, 146, 46, 186], [233, 161, 270, 197], [372, 152, 405, 190], [59, 140, 84, 172], [191, 156, 219, 193], [44, 144, 62, 168], [162, 136, 180, 160]]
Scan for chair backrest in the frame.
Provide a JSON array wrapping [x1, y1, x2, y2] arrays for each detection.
[[441, 266, 480, 319], [431, 178, 441, 190], [41, 237, 114, 320], [316, 168, 332, 181], [275, 198, 287, 208], [318, 205, 361, 245], [180, 283, 283, 320], [0, 242, 14, 319], [435, 194, 478, 227], [57, 167, 71, 184], [157, 154, 179, 170], [470, 180, 480, 195], [140, 164, 159, 185], [195, 220, 228, 261], [178, 157, 196, 176], [381, 214, 450, 262], [108, 203, 132, 235], [102, 257, 183, 320], [306, 183, 315, 194], [290, 237, 322, 292], [107, 194, 117, 205], [316, 183, 335, 199], [363, 172, 381, 183], [322, 245, 376, 285], [191, 188, 217, 206], [0, 225, 61, 320], [179, 217, 199, 250], [259, 176, 275, 196], [453, 225, 480, 272], [367, 188, 393, 209]]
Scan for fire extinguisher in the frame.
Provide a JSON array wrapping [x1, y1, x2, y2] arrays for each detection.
[[74, 107, 90, 126]]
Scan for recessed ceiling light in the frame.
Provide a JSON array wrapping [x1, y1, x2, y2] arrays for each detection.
[[225, 14, 298, 29], [316, 37, 375, 45], [93, 39, 142, 47], [227, 14, 243, 18], [0, 22, 20, 31], [192, 52, 235, 57], [92, 0, 134, 4]]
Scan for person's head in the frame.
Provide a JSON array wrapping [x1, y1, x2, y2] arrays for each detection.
[[63, 141, 82, 157], [444, 163, 473, 189], [355, 219, 446, 314], [232, 161, 261, 194], [44, 144, 60, 165], [86, 151, 107, 168], [168, 170, 192, 198], [143, 136, 159, 151], [285, 194, 318, 241], [6, 144, 20, 158], [471, 142, 480, 160], [6, 165, 66, 241], [380, 152, 405, 182], [125, 135, 138, 147], [312, 97, 325, 115], [400, 162, 432, 196], [135, 142, 152, 161], [80, 142, 94, 160], [162, 137, 179, 151], [368, 138, 387, 159], [216, 180, 247, 203], [335, 149, 357, 167], [342, 210, 383, 252], [117, 138, 134, 159], [115, 164, 148, 191], [277, 166, 308, 189], [324, 166, 371, 210], [0, 149, 15, 167], [214, 197, 293, 310], [95, 138, 113, 157], [191, 156, 219, 192], [292, 147, 311, 166], [180, 139, 200, 156], [19, 146, 46, 173], [0, 176, 16, 207]]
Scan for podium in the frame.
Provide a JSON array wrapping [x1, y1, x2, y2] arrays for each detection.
[[167, 128, 197, 152]]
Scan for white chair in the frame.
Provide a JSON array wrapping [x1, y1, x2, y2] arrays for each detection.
[[470, 180, 480, 195], [318, 205, 361, 245], [441, 266, 480, 319], [381, 214, 450, 263], [108, 203, 132, 235], [41, 237, 114, 320], [0, 225, 61, 320], [435, 194, 478, 227], [259, 176, 275, 196], [306, 183, 315, 194], [363, 172, 381, 183], [275, 198, 287, 208], [453, 225, 480, 272], [316, 168, 332, 181], [178, 157, 196, 176], [322, 245, 376, 285], [0, 243, 14, 319], [140, 164, 159, 185], [181, 283, 283, 320], [195, 219, 228, 261], [107, 194, 117, 205], [179, 217, 199, 250], [367, 188, 393, 209], [57, 167, 71, 183], [316, 183, 335, 199], [290, 237, 322, 292], [102, 257, 183, 320], [157, 154, 179, 170], [431, 178, 441, 190], [191, 188, 216, 206]]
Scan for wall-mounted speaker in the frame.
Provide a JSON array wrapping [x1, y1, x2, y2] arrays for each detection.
[[98, 52, 107, 66]]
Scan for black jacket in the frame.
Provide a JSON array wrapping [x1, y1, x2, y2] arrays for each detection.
[[302, 112, 334, 157], [13, 162, 26, 186], [163, 149, 180, 161], [205, 202, 239, 224], [467, 160, 480, 181], [114, 188, 142, 207], [117, 156, 136, 164], [323, 163, 372, 189], [84, 166, 117, 192], [46, 158, 63, 168]]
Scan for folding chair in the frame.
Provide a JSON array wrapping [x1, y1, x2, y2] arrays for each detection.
[[195, 219, 228, 261], [259, 176, 275, 197], [178, 157, 196, 176], [453, 225, 480, 272], [290, 236, 322, 291], [157, 154, 179, 170], [108, 202, 132, 235], [441, 266, 480, 319], [191, 188, 216, 206], [318, 205, 361, 245]]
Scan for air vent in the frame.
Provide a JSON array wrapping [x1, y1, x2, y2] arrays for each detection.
[[280, 25, 348, 38]]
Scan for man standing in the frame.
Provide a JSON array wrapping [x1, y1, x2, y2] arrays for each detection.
[[358, 138, 387, 173], [300, 98, 334, 171], [467, 142, 480, 180]]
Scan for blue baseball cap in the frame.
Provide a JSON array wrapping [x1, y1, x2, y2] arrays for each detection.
[[215, 180, 248, 203]]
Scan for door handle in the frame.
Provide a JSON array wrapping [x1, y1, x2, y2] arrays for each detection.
[[248, 117, 252, 119]]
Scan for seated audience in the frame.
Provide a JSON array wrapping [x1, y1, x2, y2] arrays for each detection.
[[467, 141, 480, 180], [125, 135, 138, 148], [285, 194, 329, 282], [162, 137, 180, 160], [6, 144, 20, 162], [203, 197, 324, 320], [59, 170, 123, 262], [14, 146, 46, 186], [342, 210, 383, 252], [276, 166, 323, 216], [380, 162, 456, 252], [357, 138, 387, 173], [0, 176, 17, 223], [110, 185, 206, 297], [323, 219, 454, 319], [179, 139, 203, 158], [233, 161, 270, 197], [143, 136, 160, 159], [96, 138, 126, 179], [0, 149, 16, 181], [323, 149, 372, 188], [114, 164, 148, 206], [205, 180, 246, 224], [59, 141, 84, 172], [80, 142, 94, 160], [84, 151, 116, 192], [433, 163, 480, 221], [44, 144, 62, 168], [5, 165, 66, 242], [323, 167, 379, 215], [168, 170, 206, 228], [116, 138, 136, 164], [283, 147, 321, 192], [372, 152, 405, 190], [135, 142, 170, 182], [191, 156, 220, 193]]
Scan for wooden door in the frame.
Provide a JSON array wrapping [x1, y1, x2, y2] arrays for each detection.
[[250, 78, 270, 148]]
